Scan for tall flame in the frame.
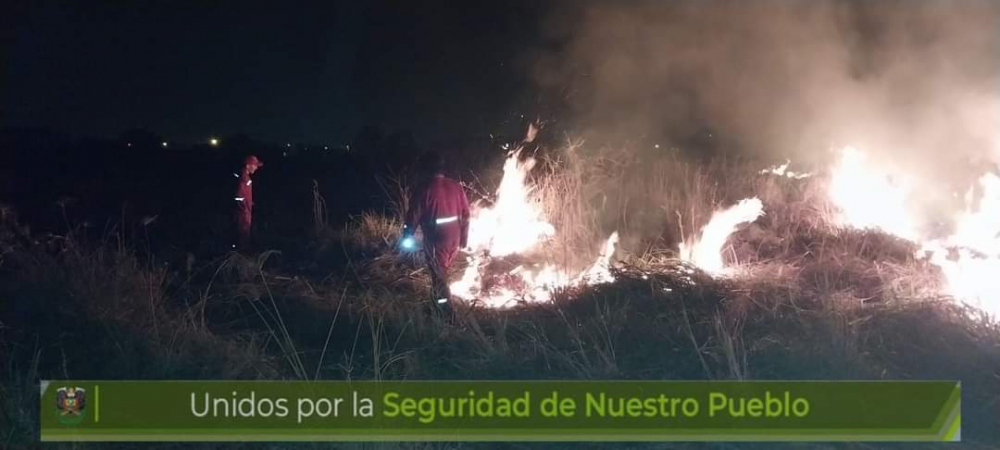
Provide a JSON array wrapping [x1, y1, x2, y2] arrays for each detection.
[[829, 146, 1000, 316], [922, 173, 1000, 315], [680, 198, 764, 275], [464, 152, 555, 257], [451, 151, 618, 308], [828, 146, 919, 241]]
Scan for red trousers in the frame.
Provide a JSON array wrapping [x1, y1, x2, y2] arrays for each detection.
[[424, 223, 462, 299]]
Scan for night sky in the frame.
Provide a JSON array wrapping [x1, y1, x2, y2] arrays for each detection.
[[2, 1, 553, 144]]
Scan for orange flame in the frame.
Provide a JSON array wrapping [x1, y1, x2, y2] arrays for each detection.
[[828, 146, 919, 241], [829, 146, 1000, 316], [451, 151, 618, 308], [680, 198, 764, 275]]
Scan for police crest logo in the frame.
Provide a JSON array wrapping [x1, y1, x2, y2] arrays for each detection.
[[56, 387, 87, 425]]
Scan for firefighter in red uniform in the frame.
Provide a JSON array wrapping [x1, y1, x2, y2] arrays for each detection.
[[402, 152, 471, 312], [234, 155, 263, 251]]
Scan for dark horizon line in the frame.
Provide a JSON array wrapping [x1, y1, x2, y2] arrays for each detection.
[[0, 124, 523, 150]]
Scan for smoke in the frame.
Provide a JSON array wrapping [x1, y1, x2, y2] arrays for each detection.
[[531, 0, 1000, 179]]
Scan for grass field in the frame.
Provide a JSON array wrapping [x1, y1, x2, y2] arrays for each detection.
[[2, 142, 998, 449]]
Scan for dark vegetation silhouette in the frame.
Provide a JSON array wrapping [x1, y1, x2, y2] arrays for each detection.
[[0, 126, 998, 450]]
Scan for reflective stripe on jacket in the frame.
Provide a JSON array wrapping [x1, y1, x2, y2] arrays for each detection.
[[404, 174, 471, 242]]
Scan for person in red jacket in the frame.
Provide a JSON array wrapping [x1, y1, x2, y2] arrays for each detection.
[[234, 155, 263, 251], [402, 152, 471, 312]]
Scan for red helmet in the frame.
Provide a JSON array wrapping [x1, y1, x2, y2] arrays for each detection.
[[244, 155, 263, 167]]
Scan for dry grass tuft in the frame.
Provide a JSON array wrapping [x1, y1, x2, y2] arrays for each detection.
[[3, 140, 1000, 448]]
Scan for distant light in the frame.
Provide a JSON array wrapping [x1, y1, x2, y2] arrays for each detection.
[[654, 144, 660, 149], [286, 143, 291, 148], [127, 143, 132, 147], [283, 151, 288, 157], [209, 138, 219, 146], [161, 142, 168, 148], [324, 146, 329, 150], [401, 236, 416, 250]]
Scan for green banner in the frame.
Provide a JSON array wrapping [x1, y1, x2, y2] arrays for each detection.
[[40, 380, 960, 442]]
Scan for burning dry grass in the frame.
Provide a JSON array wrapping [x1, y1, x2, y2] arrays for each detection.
[[544, 145, 959, 312], [2, 142, 1000, 448]]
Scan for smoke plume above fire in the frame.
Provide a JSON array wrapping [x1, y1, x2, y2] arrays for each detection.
[[531, 1, 1000, 174], [521, 0, 1000, 313], [448, 1, 1000, 313]]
